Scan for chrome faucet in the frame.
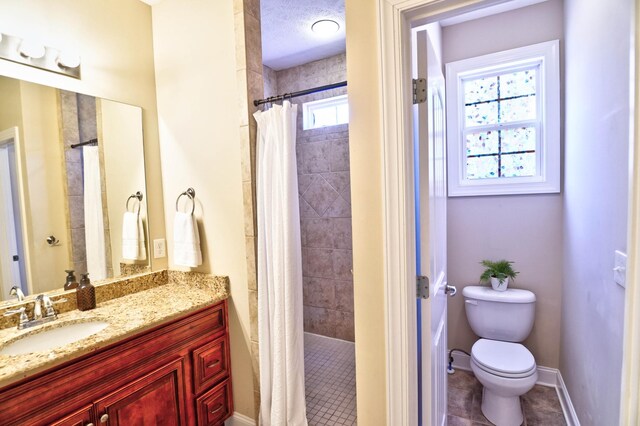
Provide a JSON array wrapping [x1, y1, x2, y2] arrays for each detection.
[[4, 294, 67, 330], [9, 286, 25, 302]]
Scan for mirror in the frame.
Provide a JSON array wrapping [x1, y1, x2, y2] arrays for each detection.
[[0, 76, 149, 302]]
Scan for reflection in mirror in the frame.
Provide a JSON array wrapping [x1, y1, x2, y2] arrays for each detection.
[[0, 76, 149, 302]]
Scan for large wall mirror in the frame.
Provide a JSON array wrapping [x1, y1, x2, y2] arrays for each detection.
[[0, 76, 149, 303]]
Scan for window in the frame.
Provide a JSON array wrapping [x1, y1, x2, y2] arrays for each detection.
[[303, 95, 349, 130], [445, 40, 560, 196]]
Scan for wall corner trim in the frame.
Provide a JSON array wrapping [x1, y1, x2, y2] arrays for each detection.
[[224, 412, 255, 426], [450, 351, 580, 425]]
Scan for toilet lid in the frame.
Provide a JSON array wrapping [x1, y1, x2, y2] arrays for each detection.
[[471, 339, 536, 378]]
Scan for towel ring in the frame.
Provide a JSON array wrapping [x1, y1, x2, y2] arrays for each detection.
[[175, 188, 196, 215], [126, 191, 143, 215]]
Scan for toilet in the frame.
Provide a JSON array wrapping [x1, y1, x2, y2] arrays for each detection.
[[462, 285, 538, 426]]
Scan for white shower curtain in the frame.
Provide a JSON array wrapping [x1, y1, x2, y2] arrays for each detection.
[[83, 146, 107, 281], [254, 101, 308, 426]]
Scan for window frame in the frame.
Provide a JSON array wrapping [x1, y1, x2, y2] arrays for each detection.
[[445, 40, 561, 197], [302, 94, 349, 130]]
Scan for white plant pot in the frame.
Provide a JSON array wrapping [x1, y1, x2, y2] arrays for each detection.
[[490, 276, 509, 291]]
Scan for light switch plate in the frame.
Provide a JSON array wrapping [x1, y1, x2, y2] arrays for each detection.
[[614, 250, 627, 288], [153, 238, 166, 259]]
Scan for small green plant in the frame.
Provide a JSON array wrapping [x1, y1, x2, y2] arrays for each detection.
[[480, 259, 518, 285]]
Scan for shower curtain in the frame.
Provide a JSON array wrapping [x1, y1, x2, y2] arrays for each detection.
[[83, 146, 107, 281], [254, 101, 308, 426]]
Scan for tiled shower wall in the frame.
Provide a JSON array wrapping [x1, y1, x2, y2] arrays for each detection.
[[265, 54, 354, 341], [59, 91, 113, 277]]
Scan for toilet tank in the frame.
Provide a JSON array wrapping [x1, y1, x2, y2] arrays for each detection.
[[462, 286, 536, 342]]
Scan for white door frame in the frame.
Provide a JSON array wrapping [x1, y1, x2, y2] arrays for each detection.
[[377, 1, 521, 423], [378, 0, 640, 424], [620, 1, 640, 421]]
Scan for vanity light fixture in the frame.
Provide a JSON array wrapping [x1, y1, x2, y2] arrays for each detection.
[[311, 19, 340, 35], [0, 32, 81, 79]]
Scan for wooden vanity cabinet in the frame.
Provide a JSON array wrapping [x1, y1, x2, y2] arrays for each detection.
[[0, 300, 233, 426]]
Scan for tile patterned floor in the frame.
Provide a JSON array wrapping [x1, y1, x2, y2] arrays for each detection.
[[448, 369, 567, 426], [304, 332, 357, 425]]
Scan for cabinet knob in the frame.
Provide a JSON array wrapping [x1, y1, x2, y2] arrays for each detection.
[[100, 413, 109, 423], [86, 423, 94, 426]]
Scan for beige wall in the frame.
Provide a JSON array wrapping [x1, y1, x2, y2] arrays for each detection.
[[0, 0, 167, 274], [345, 0, 388, 423], [19, 81, 70, 294], [443, 0, 564, 369], [561, 0, 632, 423], [151, 0, 254, 419]]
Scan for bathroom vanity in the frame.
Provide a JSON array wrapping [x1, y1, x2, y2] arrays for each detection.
[[0, 271, 233, 426]]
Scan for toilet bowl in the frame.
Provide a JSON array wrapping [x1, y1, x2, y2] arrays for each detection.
[[462, 286, 538, 426], [470, 339, 537, 426]]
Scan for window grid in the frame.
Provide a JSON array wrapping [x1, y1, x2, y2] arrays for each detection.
[[462, 67, 539, 179]]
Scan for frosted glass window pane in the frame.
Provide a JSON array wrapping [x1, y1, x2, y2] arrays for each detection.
[[312, 107, 337, 127], [499, 96, 536, 123], [464, 76, 498, 103], [501, 69, 536, 98], [502, 127, 536, 153], [337, 103, 349, 123], [466, 130, 499, 156], [466, 155, 499, 179], [465, 101, 498, 126], [501, 152, 536, 177]]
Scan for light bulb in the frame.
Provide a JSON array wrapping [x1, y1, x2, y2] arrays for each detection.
[[19, 40, 45, 59], [57, 51, 81, 69], [311, 20, 340, 35]]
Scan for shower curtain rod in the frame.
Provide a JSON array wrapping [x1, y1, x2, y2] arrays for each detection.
[[70, 138, 98, 149], [253, 80, 347, 107]]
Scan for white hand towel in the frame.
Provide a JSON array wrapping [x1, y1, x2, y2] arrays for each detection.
[[122, 211, 147, 261], [173, 212, 202, 267]]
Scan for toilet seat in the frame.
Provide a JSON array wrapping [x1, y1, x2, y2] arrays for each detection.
[[471, 339, 536, 379]]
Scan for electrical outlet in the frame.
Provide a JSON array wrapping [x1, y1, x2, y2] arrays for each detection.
[[153, 238, 166, 259], [614, 250, 627, 288]]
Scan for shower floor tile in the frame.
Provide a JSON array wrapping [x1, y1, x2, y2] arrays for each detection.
[[304, 332, 357, 425]]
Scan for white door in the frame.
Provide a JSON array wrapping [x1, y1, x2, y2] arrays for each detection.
[[414, 29, 453, 426], [0, 128, 25, 298]]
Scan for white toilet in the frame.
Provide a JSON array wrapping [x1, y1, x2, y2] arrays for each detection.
[[462, 285, 538, 426]]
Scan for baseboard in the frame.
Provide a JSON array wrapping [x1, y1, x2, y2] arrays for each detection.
[[557, 370, 581, 426], [449, 350, 580, 425], [224, 413, 255, 426], [536, 365, 558, 387]]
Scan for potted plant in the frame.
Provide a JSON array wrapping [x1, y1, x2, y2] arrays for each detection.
[[480, 259, 518, 292]]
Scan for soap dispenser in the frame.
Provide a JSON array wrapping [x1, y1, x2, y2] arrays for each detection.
[[64, 269, 79, 290], [76, 273, 96, 311]]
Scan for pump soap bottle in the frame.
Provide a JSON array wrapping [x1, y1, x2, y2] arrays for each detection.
[[77, 273, 96, 311]]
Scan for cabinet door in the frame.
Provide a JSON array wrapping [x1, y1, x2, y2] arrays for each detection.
[[49, 404, 94, 426], [95, 359, 186, 426]]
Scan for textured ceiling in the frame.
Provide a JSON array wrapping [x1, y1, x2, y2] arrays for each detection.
[[261, 0, 346, 71]]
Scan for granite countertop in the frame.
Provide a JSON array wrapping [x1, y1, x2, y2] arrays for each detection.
[[0, 272, 229, 389]]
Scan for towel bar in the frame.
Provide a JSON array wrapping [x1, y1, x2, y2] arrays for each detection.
[[176, 188, 196, 214], [126, 191, 143, 214]]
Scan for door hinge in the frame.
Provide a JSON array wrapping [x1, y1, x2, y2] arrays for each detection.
[[417, 275, 429, 299], [413, 78, 427, 104]]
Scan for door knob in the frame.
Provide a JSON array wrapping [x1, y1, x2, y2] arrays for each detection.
[[445, 285, 457, 297]]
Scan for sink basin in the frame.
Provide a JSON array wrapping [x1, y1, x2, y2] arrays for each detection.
[[0, 321, 109, 355]]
